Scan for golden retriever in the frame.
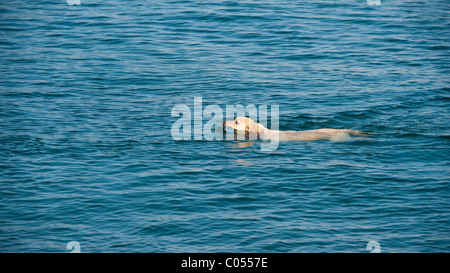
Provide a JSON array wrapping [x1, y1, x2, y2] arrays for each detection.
[[223, 117, 367, 141]]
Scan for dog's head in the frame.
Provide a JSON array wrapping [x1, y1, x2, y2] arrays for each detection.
[[223, 117, 267, 137]]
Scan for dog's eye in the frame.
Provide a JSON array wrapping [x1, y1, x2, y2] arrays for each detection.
[[236, 120, 240, 125]]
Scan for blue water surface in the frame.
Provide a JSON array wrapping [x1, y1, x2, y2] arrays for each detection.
[[0, 0, 449, 252]]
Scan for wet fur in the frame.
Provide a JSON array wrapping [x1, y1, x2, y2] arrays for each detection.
[[223, 117, 368, 141]]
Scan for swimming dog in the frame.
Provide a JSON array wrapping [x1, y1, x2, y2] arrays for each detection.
[[223, 117, 367, 141]]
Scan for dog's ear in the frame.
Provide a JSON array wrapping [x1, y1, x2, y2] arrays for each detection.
[[248, 121, 267, 135], [247, 120, 257, 132]]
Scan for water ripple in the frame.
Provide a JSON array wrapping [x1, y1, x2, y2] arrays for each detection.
[[0, 0, 449, 253]]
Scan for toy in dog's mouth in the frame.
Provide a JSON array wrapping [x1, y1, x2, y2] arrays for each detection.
[[227, 127, 234, 134]]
